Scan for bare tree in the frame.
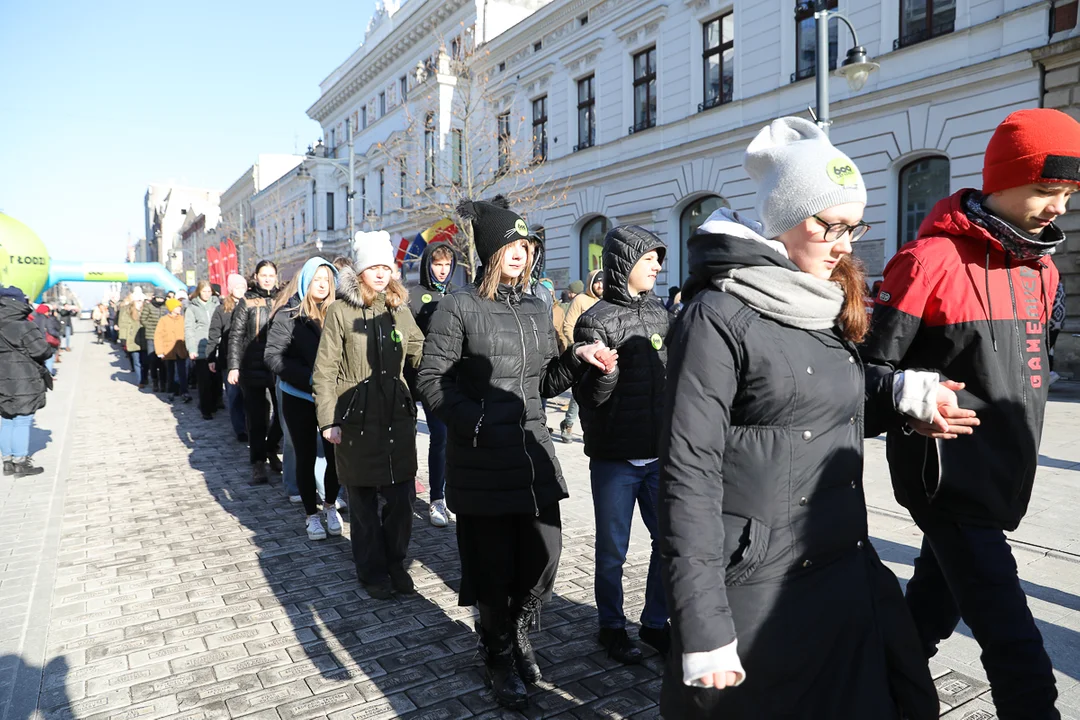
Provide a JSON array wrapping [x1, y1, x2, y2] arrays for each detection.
[[377, 34, 569, 277]]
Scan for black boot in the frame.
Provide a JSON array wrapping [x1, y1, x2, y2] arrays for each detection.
[[512, 595, 543, 683], [2, 458, 14, 476], [12, 457, 45, 478], [477, 604, 528, 710]]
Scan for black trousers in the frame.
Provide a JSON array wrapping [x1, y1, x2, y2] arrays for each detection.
[[281, 392, 339, 516], [145, 343, 164, 389], [194, 359, 215, 415], [455, 502, 562, 608], [347, 482, 414, 584], [241, 381, 282, 465], [905, 508, 1059, 719]]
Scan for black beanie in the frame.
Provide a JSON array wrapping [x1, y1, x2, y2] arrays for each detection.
[[457, 197, 530, 266]]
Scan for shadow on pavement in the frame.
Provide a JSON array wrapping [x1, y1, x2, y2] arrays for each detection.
[[2, 655, 69, 720]]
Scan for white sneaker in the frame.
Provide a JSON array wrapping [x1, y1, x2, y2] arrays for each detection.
[[429, 500, 448, 528], [306, 515, 327, 540], [325, 507, 343, 536], [1050, 370, 1062, 386], [289, 495, 303, 504], [335, 495, 348, 511]]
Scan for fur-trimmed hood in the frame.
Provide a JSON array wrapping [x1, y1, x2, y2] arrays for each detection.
[[335, 265, 365, 308]]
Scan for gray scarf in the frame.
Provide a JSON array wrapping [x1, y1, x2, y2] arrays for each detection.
[[700, 208, 844, 330]]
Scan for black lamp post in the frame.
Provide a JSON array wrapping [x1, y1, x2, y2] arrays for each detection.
[[811, 0, 880, 135]]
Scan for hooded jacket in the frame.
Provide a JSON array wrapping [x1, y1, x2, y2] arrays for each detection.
[[0, 291, 53, 418], [863, 189, 1059, 531], [153, 312, 188, 361], [408, 243, 458, 336], [228, 286, 276, 386], [184, 296, 219, 359], [562, 269, 603, 341], [265, 257, 339, 401], [573, 226, 671, 461], [312, 267, 424, 488], [659, 226, 935, 720], [140, 299, 167, 350]]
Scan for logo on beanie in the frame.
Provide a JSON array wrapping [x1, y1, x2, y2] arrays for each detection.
[[515, 219, 529, 237], [826, 158, 859, 189]]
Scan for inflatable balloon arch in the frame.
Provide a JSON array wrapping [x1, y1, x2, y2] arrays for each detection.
[[0, 212, 188, 301]]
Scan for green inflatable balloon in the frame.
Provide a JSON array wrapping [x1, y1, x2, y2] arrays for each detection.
[[0, 213, 50, 300]]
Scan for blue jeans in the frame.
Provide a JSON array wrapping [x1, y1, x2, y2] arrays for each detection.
[[420, 400, 446, 502], [63, 324, 71, 350], [45, 354, 56, 376], [276, 383, 298, 497], [590, 458, 668, 630], [128, 350, 141, 380], [0, 415, 33, 459], [168, 359, 188, 395], [225, 381, 247, 438]]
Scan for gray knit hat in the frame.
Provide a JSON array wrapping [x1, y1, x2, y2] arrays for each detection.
[[743, 117, 866, 239], [352, 230, 396, 275]]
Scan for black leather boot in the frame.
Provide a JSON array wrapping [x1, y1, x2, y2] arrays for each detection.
[[477, 604, 528, 709], [512, 595, 543, 683]]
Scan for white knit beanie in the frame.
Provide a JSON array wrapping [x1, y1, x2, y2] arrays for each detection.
[[743, 117, 867, 239], [352, 231, 396, 275]]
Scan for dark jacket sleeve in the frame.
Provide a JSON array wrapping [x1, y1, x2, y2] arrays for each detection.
[[264, 311, 313, 393], [539, 314, 584, 399], [659, 300, 741, 655], [20, 322, 53, 363], [862, 249, 934, 370], [863, 361, 900, 438], [227, 299, 248, 372], [415, 294, 484, 435], [207, 306, 223, 361], [573, 309, 619, 408]]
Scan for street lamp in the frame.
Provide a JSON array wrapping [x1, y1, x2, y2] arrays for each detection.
[[365, 208, 380, 231], [810, 0, 879, 135]]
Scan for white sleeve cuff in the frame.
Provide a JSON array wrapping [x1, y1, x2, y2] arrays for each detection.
[[894, 370, 939, 424], [682, 638, 747, 688]]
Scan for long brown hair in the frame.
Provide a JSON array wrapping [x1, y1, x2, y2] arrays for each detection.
[[478, 241, 534, 301], [358, 275, 408, 309], [270, 275, 299, 317], [832, 255, 869, 343], [194, 280, 212, 301]]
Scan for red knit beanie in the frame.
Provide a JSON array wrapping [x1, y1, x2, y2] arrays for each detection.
[[983, 109, 1080, 194]]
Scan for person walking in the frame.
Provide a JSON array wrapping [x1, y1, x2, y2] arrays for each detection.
[[407, 242, 458, 528], [140, 293, 168, 392], [154, 299, 191, 403], [58, 304, 75, 352], [0, 286, 52, 477], [122, 289, 146, 383], [314, 235, 424, 600], [185, 281, 220, 420], [267, 258, 342, 540], [228, 261, 283, 484], [558, 269, 603, 443], [658, 117, 961, 719], [92, 303, 107, 343], [573, 225, 672, 664], [863, 108, 1080, 720], [209, 274, 248, 441], [416, 200, 616, 710], [31, 303, 61, 378]]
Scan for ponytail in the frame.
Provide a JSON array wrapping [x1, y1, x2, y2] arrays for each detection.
[[831, 255, 869, 343]]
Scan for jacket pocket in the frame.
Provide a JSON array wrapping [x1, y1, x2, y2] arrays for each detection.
[[339, 381, 368, 427], [722, 514, 771, 587]]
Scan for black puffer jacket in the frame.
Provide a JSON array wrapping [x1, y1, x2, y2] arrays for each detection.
[[228, 286, 275, 386], [416, 283, 584, 516], [0, 292, 52, 419], [207, 303, 233, 366], [658, 230, 936, 720], [264, 295, 320, 395], [574, 226, 670, 461], [408, 243, 458, 336]]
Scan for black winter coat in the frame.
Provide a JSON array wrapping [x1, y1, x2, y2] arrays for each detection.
[[659, 232, 936, 720], [408, 243, 458, 336], [207, 304, 233, 366], [574, 226, 670, 461], [264, 296, 321, 395], [0, 296, 53, 419], [228, 287, 275, 386], [416, 283, 583, 516]]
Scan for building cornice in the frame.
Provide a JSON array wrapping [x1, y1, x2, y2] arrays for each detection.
[[612, 5, 667, 42], [559, 37, 604, 67]]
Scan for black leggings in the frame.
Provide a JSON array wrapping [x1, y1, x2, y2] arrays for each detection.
[[194, 359, 215, 415], [241, 381, 282, 464], [280, 392, 339, 516]]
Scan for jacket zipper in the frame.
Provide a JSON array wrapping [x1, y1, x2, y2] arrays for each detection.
[[636, 303, 658, 435], [473, 400, 485, 447], [1004, 256, 1029, 413], [507, 296, 539, 516]]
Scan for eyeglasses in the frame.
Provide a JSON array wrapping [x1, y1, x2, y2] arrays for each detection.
[[812, 215, 871, 243]]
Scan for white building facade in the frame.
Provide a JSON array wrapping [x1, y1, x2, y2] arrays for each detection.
[[221, 155, 305, 277], [143, 184, 221, 275]]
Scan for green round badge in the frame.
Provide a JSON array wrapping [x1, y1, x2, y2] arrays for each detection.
[[650, 333, 663, 350], [514, 218, 529, 236], [390, 329, 402, 343], [421, 293, 433, 304]]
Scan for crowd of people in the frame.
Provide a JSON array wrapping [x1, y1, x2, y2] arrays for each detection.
[[1, 108, 1076, 719]]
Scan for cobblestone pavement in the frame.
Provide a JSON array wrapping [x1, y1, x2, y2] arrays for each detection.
[[1, 324, 1079, 720]]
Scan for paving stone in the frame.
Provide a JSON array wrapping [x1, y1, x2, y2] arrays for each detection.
[[175, 673, 261, 711], [257, 653, 339, 688], [936, 671, 992, 709], [211, 648, 291, 681], [86, 662, 173, 695], [405, 669, 486, 708], [129, 669, 218, 703], [84, 695, 181, 720], [277, 685, 365, 720], [224, 678, 312, 716], [355, 665, 438, 702], [327, 693, 419, 720]]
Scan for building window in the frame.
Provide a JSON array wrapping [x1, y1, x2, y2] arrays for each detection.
[[680, 196, 729, 281], [451, 37, 461, 59], [579, 14, 588, 26], [329, 128, 337, 152], [898, 156, 950, 246], [580, 216, 610, 277], [897, 0, 956, 49], [631, 47, 657, 134], [498, 61, 506, 72], [326, 193, 335, 231], [291, 216, 295, 245], [534, 40, 542, 52], [701, 12, 734, 112], [532, 96, 548, 164], [497, 112, 511, 175], [451, 128, 464, 185], [794, 0, 837, 83], [359, 177, 366, 219], [400, 159, 409, 208], [400, 75, 408, 101], [424, 113, 437, 188], [361, 106, 367, 129], [379, 92, 386, 116], [301, 210, 306, 235], [379, 169, 385, 215], [575, 75, 595, 151]]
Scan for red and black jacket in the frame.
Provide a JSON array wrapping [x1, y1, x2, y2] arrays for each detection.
[[862, 190, 1058, 531]]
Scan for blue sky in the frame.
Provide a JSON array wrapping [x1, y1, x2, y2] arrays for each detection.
[[0, 0, 374, 300]]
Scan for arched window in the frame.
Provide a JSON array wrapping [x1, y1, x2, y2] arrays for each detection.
[[679, 195, 729, 281], [580, 216, 609, 277], [898, 156, 950, 246]]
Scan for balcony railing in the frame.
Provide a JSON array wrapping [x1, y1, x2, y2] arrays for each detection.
[[573, 137, 595, 152], [628, 117, 657, 135], [894, 18, 954, 50], [698, 91, 732, 113]]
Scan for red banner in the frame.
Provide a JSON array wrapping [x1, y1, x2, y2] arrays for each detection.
[[207, 246, 221, 287], [223, 239, 238, 276]]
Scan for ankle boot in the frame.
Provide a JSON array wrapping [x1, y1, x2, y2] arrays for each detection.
[[12, 457, 44, 477], [2, 458, 14, 476], [477, 603, 528, 709], [512, 595, 543, 683]]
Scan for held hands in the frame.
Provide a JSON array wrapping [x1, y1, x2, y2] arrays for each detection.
[[227, 369, 240, 385], [322, 427, 342, 445], [697, 671, 744, 690], [909, 380, 979, 440], [576, 340, 618, 374]]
